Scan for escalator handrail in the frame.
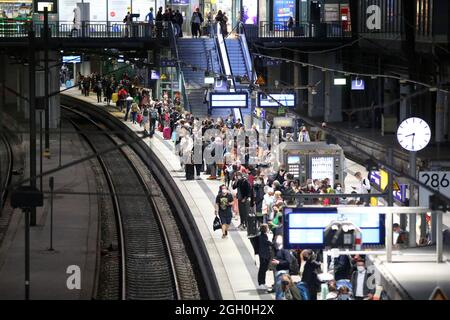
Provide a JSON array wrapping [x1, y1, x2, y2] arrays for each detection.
[[214, 23, 243, 122]]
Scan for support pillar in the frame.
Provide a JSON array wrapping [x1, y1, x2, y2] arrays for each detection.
[[408, 151, 417, 247]]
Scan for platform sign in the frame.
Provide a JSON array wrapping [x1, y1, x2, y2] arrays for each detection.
[[258, 93, 296, 108], [209, 93, 248, 109], [419, 172, 450, 208], [34, 0, 57, 13], [273, 117, 294, 128]]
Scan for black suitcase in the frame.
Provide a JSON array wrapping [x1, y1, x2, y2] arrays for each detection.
[[247, 213, 258, 237], [185, 164, 195, 180]]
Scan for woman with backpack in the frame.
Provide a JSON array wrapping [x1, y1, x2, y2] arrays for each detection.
[[141, 105, 150, 135]]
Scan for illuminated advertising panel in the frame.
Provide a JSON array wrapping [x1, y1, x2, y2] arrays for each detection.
[[284, 207, 385, 249], [84, 0, 107, 21], [58, 0, 77, 21], [273, 0, 295, 23], [242, 0, 257, 24], [109, 0, 131, 22]]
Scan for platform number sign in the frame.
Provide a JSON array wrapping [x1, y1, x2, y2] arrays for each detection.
[[419, 172, 450, 208]]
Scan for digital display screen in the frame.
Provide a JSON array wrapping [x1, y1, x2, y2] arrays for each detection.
[[37, 1, 55, 12], [311, 156, 334, 187], [242, 0, 257, 25], [352, 79, 365, 90], [209, 93, 249, 109], [62, 56, 81, 63], [258, 93, 296, 108], [287, 155, 300, 164], [284, 207, 385, 249], [150, 70, 160, 80], [274, 0, 295, 23]]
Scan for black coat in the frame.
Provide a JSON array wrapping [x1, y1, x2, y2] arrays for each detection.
[[333, 255, 352, 281], [258, 233, 272, 259], [232, 178, 251, 200], [301, 260, 321, 292], [274, 249, 291, 271], [253, 184, 265, 212]]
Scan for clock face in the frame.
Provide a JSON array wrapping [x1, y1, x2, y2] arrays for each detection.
[[397, 117, 431, 152]]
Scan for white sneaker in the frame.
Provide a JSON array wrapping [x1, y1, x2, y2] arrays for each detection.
[[257, 284, 267, 290]]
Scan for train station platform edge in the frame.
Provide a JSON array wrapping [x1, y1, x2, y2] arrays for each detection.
[[63, 89, 274, 300]]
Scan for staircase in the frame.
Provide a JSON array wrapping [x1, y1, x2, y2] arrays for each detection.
[[224, 37, 252, 119], [225, 38, 251, 81], [177, 38, 221, 117]]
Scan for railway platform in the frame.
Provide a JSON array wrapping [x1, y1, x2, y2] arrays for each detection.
[[0, 118, 99, 299], [62, 88, 370, 300]]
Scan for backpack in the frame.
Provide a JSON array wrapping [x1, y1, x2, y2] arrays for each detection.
[[296, 282, 310, 300], [150, 110, 158, 119], [289, 251, 300, 275], [143, 108, 149, 117]]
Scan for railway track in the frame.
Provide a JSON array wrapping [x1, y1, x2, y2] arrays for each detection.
[[63, 107, 182, 300], [0, 132, 13, 209]]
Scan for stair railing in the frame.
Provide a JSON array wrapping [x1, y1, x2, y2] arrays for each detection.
[[168, 22, 191, 113]]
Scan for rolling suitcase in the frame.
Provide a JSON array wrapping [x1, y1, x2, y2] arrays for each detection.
[[163, 126, 171, 140], [247, 212, 258, 237]]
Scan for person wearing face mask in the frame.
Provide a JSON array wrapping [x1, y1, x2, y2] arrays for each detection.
[[334, 183, 347, 205], [351, 259, 375, 300], [278, 274, 302, 300], [215, 185, 234, 239], [262, 186, 274, 224], [301, 249, 322, 300]]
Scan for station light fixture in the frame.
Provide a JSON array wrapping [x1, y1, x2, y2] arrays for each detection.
[[333, 78, 347, 86]]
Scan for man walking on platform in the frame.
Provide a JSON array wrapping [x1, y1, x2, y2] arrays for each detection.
[[232, 172, 252, 230]]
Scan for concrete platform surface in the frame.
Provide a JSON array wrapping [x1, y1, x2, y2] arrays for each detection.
[[0, 120, 99, 299]]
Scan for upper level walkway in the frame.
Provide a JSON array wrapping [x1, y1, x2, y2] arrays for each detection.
[[0, 20, 170, 48], [0, 20, 353, 49]]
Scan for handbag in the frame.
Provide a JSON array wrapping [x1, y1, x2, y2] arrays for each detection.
[[213, 216, 222, 231]]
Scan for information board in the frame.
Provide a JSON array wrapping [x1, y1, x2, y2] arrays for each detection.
[[209, 93, 248, 109], [284, 207, 385, 249], [258, 93, 296, 108], [311, 156, 334, 187], [419, 171, 450, 208]]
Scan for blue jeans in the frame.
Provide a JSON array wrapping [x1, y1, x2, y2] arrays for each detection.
[[131, 112, 137, 124]]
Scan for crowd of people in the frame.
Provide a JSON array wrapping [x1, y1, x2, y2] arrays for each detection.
[[75, 76, 383, 300]]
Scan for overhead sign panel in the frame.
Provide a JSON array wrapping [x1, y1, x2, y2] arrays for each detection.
[[284, 207, 385, 249], [210, 93, 248, 109], [258, 93, 296, 108]]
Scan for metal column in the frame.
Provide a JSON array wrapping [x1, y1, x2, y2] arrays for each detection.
[[44, 7, 50, 157], [28, 31, 37, 226], [409, 151, 417, 247], [386, 148, 394, 263], [435, 211, 443, 263]]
